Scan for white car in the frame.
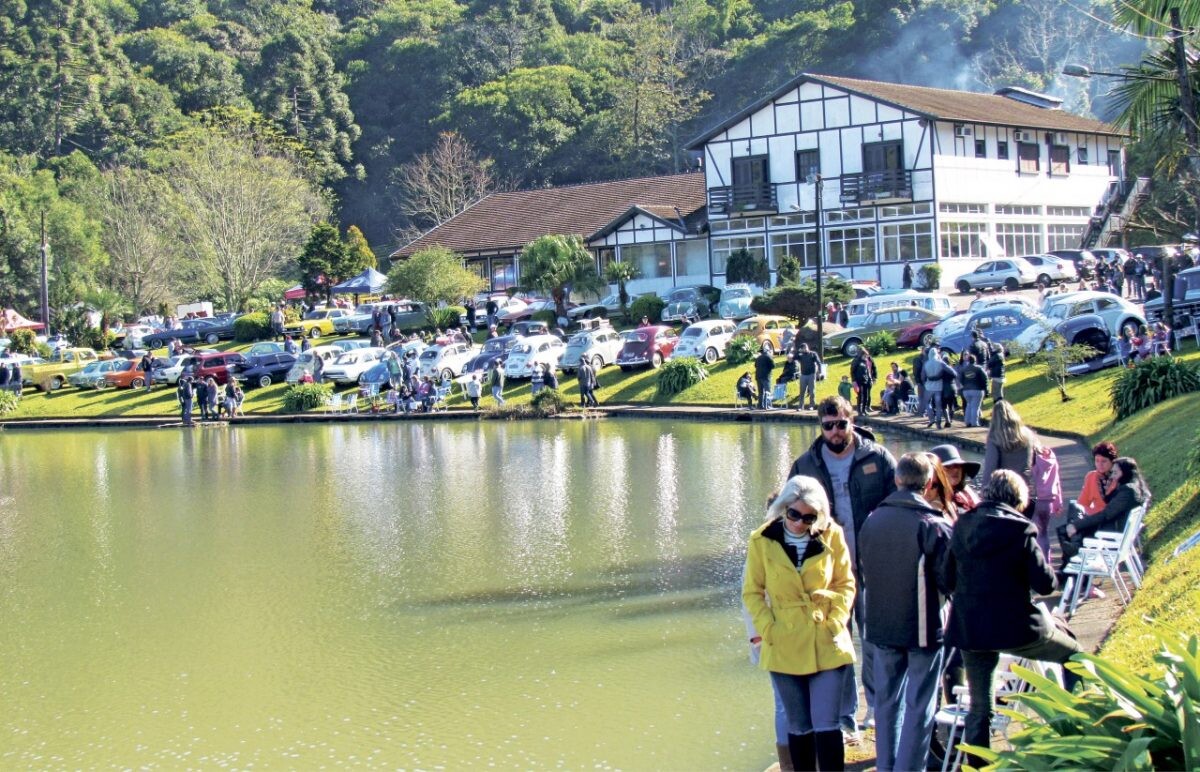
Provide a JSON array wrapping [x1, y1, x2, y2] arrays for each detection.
[[322, 347, 387, 385], [559, 326, 624, 372], [113, 324, 157, 349], [417, 341, 477, 380], [153, 353, 203, 385], [504, 334, 565, 379], [669, 319, 739, 363], [968, 295, 1038, 313], [285, 345, 341, 384], [1040, 291, 1145, 337], [954, 257, 1039, 293], [1020, 254, 1078, 286]]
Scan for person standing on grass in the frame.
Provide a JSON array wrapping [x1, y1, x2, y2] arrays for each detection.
[[490, 360, 505, 405], [177, 376, 194, 426], [140, 351, 155, 392], [957, 353, 988, 427], [859, 452, 952, 772], [755, 343, 775, 410], [787, 395, 898, 738], [795, 343, 823, 411], [194, 376, 210, 421], [578, 358, 599, 408], [465, 373, 482, 411], [986, 341, 1006, 404], [850, 348, 877, 415]]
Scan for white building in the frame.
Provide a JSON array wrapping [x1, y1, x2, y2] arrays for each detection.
[[686, 73, 1129, 289]]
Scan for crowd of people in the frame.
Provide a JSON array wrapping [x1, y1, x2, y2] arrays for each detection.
[[741, 394, 1148, 771]]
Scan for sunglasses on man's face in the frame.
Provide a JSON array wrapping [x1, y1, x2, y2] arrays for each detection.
[[821, 419, 850, 432], [785, 508, 818, 524]]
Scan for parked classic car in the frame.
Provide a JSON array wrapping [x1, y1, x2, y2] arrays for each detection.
[[616, 325, 679, 370], [936, 306, 1049, 354], [731, 315, 791, 354], [823, 306, 945, 357], [191, 352, 248, 386], [559, 325, 624, 372], [284, 308, 352, 339], [717, 283, 760, 320], [103, 359, 150, 389], [68, 359, 120, 389], [504, 334, 566, 378], [23, 347, 101, 391], [417, 341, 477, 380], [284, 345, 342, 384], [232, 353, 299, 388], [953, 257, 1040, 293], [660, 285, 721, 323], [1040, 291, 1145, 338], [322, 348, 387, 385], [462, 335, 519, 377], [669, 319, 738, 363]]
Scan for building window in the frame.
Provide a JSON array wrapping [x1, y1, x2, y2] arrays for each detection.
[[997, 142, 1009, 160], [1046, 206, 1089, 218], [732, 155, 771, 208], [711, 235, 766, 274], [975, 139, 987, 158], [826, 207, 873, 223], [1077, 147, 1089, 164], [710, 218, 765, 234], [595, 247, 615, 274], [795, 149, 820, 181], [827, 226, 877, 266], [770, 230, 817, 269], [674, 240, 708, 277], [995, 223, 1043, 256], [1017, 142, 1040, 174], [621, 242, 672, 279], [939, 222, 988, 258], [770, 213, 815, 228], [939, 202, 987, 214], [879, 202, 932, 219], [881, 222, 934, 262], [1107, 150, 1121, 176], [1047, 224, 1085, 250], [995, 204, 1042, 216], [492, 257, 516, 290], [1049, 145, 1070, 176]]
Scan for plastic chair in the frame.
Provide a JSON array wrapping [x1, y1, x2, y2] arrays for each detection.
[[770, 383, 789, 408], [1058, 503, 1147, 617], [431, 384, 451, 412], [935, 654, 1025, 772], [904, 394, 921, 414], [344, 394, 358, 414], [326, 392, 344, 413]]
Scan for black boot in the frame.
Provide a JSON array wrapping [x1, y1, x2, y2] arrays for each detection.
[[786, 732, 816, 771], [814, 729, 845, 771]]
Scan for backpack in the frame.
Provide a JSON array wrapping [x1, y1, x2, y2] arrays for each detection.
[[1032, 445, 1063, 513], [922, 354, 943, 381]]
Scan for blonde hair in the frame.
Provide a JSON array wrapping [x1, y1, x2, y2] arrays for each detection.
[[766, 475, 833, 536], [988, 400, 1032, 452]]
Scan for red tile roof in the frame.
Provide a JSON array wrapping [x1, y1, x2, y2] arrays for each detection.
[[391, 173, 707, 258]]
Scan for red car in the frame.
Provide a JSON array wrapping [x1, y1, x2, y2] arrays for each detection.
[[615, 325, 679, 370], [896, 309, 966, 348], [103, 360, 150, 389], [191, 352, 248, 385]]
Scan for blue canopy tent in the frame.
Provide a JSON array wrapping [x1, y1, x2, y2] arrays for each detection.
[[330, 268, 388, 296]]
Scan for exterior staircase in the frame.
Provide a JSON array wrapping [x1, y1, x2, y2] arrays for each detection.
[[1081, 177, 1151, 249]]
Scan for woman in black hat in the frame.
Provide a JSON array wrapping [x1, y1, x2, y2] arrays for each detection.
[[930, 443, 982, 513]]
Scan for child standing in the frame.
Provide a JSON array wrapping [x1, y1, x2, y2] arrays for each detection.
[[837, 374, 853, 403]]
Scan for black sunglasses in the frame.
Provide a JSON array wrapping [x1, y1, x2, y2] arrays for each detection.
[[821, 419, 850, 432], [786, 508, 818, 524]]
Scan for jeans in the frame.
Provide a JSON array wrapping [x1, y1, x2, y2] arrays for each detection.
[[961, 628, 1081, 750], [757, 378, 771, 409], [771, 665, 849, 735], [180, 397, 193, 425], [841, 580, 876, 728], [772, 676, 789, 744], [798, 374, 817, 407], [925, 389, 943, 425], [990, 377, 1005, 403], [491, 385, 505, 404], [872, 644, 944, 772], [962, 389, 984, 426]]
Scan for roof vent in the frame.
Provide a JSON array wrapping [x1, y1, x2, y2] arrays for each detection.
[[994, 86, 1063, 110]]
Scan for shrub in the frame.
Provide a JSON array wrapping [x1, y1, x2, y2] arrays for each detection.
[[656, 356, 708, 398], [8, 329, 37, 355], [918, 264, 942, 291], [283, 306, 301, 324], [1110, 355, 1200, 420], [628, 294, 666, 324], [531, 309, 558, 327], [531, 387, 567, 416], [0, 389, 18, 415], [863, 330, 897, 355], [234, 311, 272, 342], [961, 622, 1200, 771], [726, 247, 770, 286], [282, 382, 332, 412], [726, 335, 759, 366], [79, 328, 116, 351], [428, 305, 465, 330]]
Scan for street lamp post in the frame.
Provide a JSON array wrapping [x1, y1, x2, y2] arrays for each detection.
[[807, 173, 825, 347]]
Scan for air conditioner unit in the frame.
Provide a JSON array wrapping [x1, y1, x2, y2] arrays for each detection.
[[1013, 130, 1034, 143], [954, 124, 972, 138], [1051, 131, 1068, 144]]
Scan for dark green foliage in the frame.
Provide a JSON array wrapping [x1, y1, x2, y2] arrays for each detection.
[[960, 622, 1200, 771], [234, 311, 271, 342], [283, 382, 332, 412], [629, 294, 666, 324], [656, 356, 708, 398], [298, 223, 351, 301], [776, 254, 801, 286], [1110, 355, 1200, 419], [7, 329, 38, 355], [78, 328, 117, 351], [918, 264, 942, 291], [530, 387, 566, 416], [0, 389, 18, 415], [725, 335, 759, 366], [863, 330, 897, 355], [427, 306, 465, 330], [725, 248, 769, 286]]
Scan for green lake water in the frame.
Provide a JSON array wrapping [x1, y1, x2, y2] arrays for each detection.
[[0, 420, 928, 769]]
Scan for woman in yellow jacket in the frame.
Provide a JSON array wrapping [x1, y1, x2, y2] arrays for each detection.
[[743, 475, 856, 771]]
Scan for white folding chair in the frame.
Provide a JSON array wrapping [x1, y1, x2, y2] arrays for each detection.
[[904, 394, 921, 414], [935, 654, 1025, 772], [431, 384, 451, 412], [326, 392, 344, 414], [344, 394, 358, 414], [1058, 504, 1147, 617]]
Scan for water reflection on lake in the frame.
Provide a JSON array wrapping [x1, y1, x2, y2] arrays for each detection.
[[0, 419, 933, 768]]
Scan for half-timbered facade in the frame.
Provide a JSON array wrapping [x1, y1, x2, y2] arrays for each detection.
[[686, 74, 1127, 288]]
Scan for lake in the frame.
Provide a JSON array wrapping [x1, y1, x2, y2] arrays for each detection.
[[0, 419, 932, 768]]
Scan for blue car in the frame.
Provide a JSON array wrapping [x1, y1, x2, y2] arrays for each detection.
[[461, 334, 519, 378], [935, 305, 1047, 354]]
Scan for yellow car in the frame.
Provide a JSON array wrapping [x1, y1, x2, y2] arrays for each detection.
[[732, 315, 792, 354], [285, 308, 351, 339]]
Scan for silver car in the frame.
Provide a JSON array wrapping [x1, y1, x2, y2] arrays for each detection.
[[1019, 254, 1078, 286], [1041, 291, 1145, 337], [954, 257, 1039, 293], [559, 326, 624, 372]]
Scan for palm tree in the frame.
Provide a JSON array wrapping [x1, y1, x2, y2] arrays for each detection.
[[604, 261, 639, 322], [84, 289, 132, 336], [519, 234, 606, 320]]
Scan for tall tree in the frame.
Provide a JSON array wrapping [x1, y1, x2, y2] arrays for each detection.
[[389, 131, 495, 231], [97, 166, 180, 315], [156, 127, 328, 311], [386, 245, 486, 306], [519, 234, 605, 319], [344, 224, 377, 270], [297, 222, 351, 301]]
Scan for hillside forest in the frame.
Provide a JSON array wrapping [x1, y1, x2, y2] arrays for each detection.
[[0, 0, 1184, 318]]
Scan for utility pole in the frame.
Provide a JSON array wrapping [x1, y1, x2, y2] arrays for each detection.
[[809, 174, 825, 346], [1167, 6, 1195, 333], [39, 212, 50, 337]]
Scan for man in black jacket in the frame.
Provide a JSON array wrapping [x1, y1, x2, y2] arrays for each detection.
[[859, 453, 952, 772], [787, 395, 898, 735], [939, 470, 1080, 756], [754, 344, 774, 409], [795, 342, 823, 410]]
